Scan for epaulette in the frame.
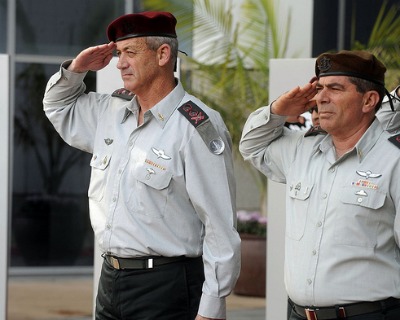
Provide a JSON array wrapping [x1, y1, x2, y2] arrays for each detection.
[[178, 100, 225, 155], [111, 88, 134, 100], [304, 125, 327, 137], [388, 133, 400, 149]]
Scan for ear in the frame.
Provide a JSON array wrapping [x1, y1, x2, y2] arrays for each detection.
[[157, 44, 171, 67], [362, 91, 380, 113]]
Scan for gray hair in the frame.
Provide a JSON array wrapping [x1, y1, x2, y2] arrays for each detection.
[[145, 36, 178, 64], [348, 76, 385, 111]]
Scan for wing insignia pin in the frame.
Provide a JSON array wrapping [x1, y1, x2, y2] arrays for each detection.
[[356, 170, 382, 179], [151, 147, 172, 160]]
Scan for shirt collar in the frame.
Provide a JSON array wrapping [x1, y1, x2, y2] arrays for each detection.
[[317, 118, 384, 162], [148, 80, 185, 128], [120, 79, 185, 127]]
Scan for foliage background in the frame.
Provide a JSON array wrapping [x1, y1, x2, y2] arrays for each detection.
[[145, 0, 400, 212]]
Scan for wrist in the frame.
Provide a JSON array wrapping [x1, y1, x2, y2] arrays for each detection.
[[67, 59, 86, 73]]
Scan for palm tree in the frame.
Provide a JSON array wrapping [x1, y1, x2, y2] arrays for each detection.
[[146, 0, 291, 213], [351, 0, 400, 90]]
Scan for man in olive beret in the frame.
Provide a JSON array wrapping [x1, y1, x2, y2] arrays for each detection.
[[240, 50, 400, 320], [43, 11, 240, 320]]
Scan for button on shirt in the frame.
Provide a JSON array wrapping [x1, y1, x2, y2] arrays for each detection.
[[240, 105, 400, 307], [43, 63, 241, 318]]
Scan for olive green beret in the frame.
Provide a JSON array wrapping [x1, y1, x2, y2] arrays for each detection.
[[315, 50, 386, 86]]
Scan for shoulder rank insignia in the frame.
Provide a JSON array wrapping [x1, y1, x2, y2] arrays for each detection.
[[304, 125, 327, 137], [112, 88, 134, 101], [388, 133, 400, 149], [178, 100, 225, 155], [178, 101, 209, 127]]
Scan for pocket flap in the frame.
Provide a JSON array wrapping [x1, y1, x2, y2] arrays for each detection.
[[341, 187, 385, 209], [288, 181, 312, 200], [135, 167, 173, 190], [90, 153, 111, 170]]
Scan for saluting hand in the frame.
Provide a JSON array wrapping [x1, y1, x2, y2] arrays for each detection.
[[68, 42, 117, 73], [271, 80, 317, 118]]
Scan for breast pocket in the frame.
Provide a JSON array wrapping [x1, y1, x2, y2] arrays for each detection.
[[286, 181, 313, 240], [335, 186, 386, 247], [88, 153, 112, 201], [128, 166, 173, 219]]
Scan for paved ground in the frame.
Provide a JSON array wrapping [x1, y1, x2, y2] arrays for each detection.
[[7, 275, 265, 319]]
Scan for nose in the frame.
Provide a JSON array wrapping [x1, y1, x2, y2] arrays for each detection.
[[116, 55, 128, 70], [315, 87, 329, 105]]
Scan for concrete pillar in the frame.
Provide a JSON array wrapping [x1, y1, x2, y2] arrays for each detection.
[[0, 54, 10, 320]]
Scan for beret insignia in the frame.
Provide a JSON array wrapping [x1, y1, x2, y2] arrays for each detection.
[[317, 56, 331, 72]]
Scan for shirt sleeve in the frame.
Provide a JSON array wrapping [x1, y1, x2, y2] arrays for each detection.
[[43, 62, 108, 153], [183, 112, 241, 319], [239, 105, 292, 183]]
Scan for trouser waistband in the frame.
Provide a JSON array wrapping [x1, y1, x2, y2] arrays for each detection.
[[289, 297, 400, 320], [103, 254, 197, 270]]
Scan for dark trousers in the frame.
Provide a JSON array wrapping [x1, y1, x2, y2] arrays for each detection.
[[95, 256, 204, 320], [288, 298, 400, 320]]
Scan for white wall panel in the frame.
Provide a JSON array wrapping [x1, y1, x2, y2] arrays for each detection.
[[267, 58, 315, 320], [0, 54, 10, 320]]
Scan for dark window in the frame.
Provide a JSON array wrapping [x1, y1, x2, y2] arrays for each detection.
[[11, 63, 96, 266], [312, 0, 400, 56], [0, 0, 6, 53], [15, 0, 125, 56]]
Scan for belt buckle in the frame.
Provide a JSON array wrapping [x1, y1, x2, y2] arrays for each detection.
[[305, 308, 318, 320], [337, 306, 346, 318], [111, 256, 120, 269]]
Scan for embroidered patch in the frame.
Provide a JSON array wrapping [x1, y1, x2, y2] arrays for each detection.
[[318, 56, 331, 72], [178, 101, 209, 127], [178, 101, 224, 155], [389, 133, 400, 149], [112, 88, 134, 101], [304, 125, 327, 137]]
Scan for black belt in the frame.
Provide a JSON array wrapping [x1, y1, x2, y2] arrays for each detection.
[[289, 297, 400, 320], [103, 254, 192, 270]]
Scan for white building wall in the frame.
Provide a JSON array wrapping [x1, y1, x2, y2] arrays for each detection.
[[0, 54, 10, 319]]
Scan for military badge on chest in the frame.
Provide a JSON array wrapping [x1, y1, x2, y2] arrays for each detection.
[[143, 147, 170, 178], [351, 170, 381, 201]]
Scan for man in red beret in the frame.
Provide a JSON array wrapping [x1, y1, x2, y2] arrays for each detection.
[[43, 11, 240, 320], [240, 50, 400, 320]]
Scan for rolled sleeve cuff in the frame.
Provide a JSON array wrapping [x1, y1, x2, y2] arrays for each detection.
[[198, 294, 226, 319]]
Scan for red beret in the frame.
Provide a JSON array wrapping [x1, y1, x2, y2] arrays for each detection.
[[107, 11, 177, 42], [315, 50, 386, 86]]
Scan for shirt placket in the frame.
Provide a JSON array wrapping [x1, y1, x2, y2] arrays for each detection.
[[103, 126, 142, 252], [305, 162, 337, 304]]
